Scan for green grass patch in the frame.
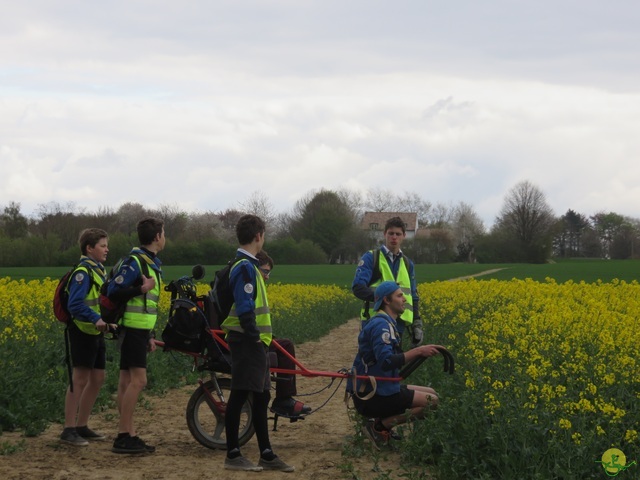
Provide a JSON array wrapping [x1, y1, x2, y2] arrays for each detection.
[[4, 259, 640, 285]]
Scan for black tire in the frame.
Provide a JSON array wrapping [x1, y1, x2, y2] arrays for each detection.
[[185, 377, 255, 450]]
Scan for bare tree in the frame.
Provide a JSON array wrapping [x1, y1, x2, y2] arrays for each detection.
[[115, 202, 149, 236], [495, 180, 556, 262], [238, 191, 277, 226], [184, 211, 224, 242], [397, 192, 432, 226], [364, 189, 397, 212]]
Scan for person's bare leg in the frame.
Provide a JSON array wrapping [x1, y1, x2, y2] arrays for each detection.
[[64, 368, 90, 427], [76, 368, 105, 426], [380, 385, 438, 429], [118, 367, 147, 436]]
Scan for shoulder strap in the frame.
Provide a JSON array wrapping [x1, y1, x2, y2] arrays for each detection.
[[130, 252, 152, 279], [68, 264, 95, 290], [370, 248, 381, 285]]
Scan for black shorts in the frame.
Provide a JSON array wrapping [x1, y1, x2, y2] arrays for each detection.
[[352, 385, 415, 418], [228, 335, 270, 393], [68, 323, 106, 370], [119, 327, 151, 370]]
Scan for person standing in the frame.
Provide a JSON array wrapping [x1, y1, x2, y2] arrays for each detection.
[[107, 217, 164, 454], [256, 250, 311, 418], [60, 228, 110, 446], [348, 281, 441, 450], [352, 216, 423, 347], [221, 215, 294, 472]]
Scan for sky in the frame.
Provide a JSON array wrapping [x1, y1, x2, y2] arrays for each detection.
[[2, 0, 640, 229]]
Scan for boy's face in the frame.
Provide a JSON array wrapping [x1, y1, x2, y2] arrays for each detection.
[[387, 288, 406, 315], [259, 264, 271, 281], [384, 227, 405, 252], [87, 237, 109, 263]]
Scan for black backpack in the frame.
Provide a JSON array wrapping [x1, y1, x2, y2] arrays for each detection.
[[161, 297, 209, 353], [161, 265, 209, 353], [99, 253, 150, 325], [206, 258, 250, 329]]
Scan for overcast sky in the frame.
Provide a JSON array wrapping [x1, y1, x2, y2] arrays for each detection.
[[2, 0, 640, 229]]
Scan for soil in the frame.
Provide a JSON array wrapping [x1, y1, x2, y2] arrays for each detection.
[[1, 319, 420, 480]]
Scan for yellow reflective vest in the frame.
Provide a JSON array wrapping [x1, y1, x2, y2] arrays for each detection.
[[360, 249, 414, 326], [70, 262, 105, 335], [121, 254, 162, 330], [222, 260, 273, 346]]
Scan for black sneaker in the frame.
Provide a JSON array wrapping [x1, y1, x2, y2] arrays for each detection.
[[112, 435, 146, 454], [60, 428, 89, 447], [131, 436, 156, 453], [76, 426, 106, 441]]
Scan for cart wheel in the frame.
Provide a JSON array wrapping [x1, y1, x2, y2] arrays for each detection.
[[186, 378, 255, 450]]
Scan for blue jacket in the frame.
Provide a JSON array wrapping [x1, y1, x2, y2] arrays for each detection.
[[106, 247, 162, 302], [229, 250, 261, 340], [352, 245, 420, 334], [348, 312, 404, 397], [67, 258, 106, 324]]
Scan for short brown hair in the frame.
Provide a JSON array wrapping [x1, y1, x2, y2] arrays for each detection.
[[137, 217, 164, 245], [256, 250, 274, 269], [78, 228, 108, 255], [235, 214, 265, 245], [384, 216, 406, 234]]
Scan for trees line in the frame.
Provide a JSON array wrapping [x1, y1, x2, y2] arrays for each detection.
[[1, 182, 638, 267]]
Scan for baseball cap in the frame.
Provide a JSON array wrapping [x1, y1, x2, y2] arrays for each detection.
[[373, 281, 400, 311]]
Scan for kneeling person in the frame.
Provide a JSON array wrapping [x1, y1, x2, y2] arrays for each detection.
[[347, 281, 442, 449]]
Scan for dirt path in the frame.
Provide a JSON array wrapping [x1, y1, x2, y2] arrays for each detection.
[[1, 319, 418, 480], [447, 268, 506, 282]]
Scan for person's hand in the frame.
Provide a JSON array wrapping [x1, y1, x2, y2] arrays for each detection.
[[417, 344, 441, 358], [141, 275, 156, 294], [148, 337, 157, 353], [410, 324, 423, 348], [95, 319, 109, 332]]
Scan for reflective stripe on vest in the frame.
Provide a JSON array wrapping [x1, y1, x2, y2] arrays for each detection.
[[360, 249, 414, 325], [121, 255, 161, 330], [223, 262, 273, 346]]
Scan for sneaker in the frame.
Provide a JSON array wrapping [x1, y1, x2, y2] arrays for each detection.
[[60, 428, 89, 447], [76, 426, 106, 441], [385, 427, 402, 441], [363, 420, 390, 450], [271, 397, 311, 417], [258, 456, 295, 472], [112, 435, 146, 454], [224, 455, 263, 472], [131, 436, 156, 453]]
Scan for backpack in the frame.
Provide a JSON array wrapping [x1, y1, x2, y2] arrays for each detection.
[[98, 252, 150, 325], [162, 297, 209, 353], [53, 263, 96, 324], [206, 258, 250, 329]]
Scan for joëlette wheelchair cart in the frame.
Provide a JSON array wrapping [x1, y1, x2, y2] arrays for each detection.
[[156, 265, 455, 450]]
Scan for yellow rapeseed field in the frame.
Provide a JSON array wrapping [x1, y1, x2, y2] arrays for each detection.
[[1, 275, 638, 478]]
